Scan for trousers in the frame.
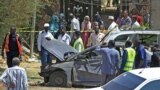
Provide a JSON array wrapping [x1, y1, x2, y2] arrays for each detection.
[[41, 47, 52, 66], [6, 51, 19, 67]]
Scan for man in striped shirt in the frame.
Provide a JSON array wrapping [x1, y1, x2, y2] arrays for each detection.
[[0, 57, 28, 90]]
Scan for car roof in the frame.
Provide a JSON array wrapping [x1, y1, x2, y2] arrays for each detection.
[[129, 68, 160, 80], [105, 30, 160, 42], [116, 30, 160, 34]]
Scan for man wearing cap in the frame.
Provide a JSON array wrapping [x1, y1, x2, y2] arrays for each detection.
[[58, 25, 71, 45], [108, 16, 120, 33], [2, 26, 22, 67], [37, 23, 54, 69]]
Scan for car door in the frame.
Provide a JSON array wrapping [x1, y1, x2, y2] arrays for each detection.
[[73, 49, 102, 85], [135, 79, 160, 90]]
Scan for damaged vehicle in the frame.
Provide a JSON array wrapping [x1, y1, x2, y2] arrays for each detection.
[[39, 39, 103, 87]]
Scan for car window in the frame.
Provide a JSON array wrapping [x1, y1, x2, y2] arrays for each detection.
[[140, 80, 160, 90], [102, 72, 146, 90], [115, 34, 132, 42], [139, 34, 158, 45], [114, 34, 133, 46]]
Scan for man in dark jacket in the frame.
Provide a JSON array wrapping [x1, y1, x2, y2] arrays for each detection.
[[150, 44, 160, 67], [2, 26, 22, 67]]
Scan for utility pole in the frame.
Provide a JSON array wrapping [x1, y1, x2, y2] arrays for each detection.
[[91, 0, 93, 21], [30, 0, 37, 58]]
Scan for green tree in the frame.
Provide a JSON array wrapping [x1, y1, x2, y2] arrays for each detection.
[[0, 0, 38, 47]]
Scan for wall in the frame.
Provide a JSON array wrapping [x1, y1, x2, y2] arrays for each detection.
[[151, 0, 160, 29]]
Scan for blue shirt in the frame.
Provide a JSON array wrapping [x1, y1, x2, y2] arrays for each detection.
[[97, 47, 120, 75], [121, 16, 132, 26], [135, 45, 147, 68]]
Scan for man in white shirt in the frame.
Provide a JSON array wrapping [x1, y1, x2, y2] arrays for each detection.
[[37, 23, 54, 69], [58, 25, 71, 45], [70, 13, 80, 31], [108, 16, 120, 33], [87, 22, 105, 47], [0, 57, 28, 90], [131, 15, 141, 29]]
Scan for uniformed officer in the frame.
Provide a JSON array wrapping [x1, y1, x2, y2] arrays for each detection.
[[120, 41, 136, 73]]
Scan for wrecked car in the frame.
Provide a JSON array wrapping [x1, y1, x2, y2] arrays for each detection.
[[39, 39, 102, 87]]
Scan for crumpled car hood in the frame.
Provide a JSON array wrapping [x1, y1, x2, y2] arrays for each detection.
[[42, 39, 78, 61]]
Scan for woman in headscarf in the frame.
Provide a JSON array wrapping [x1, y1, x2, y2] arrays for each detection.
[[81, 16, 91, 49], [49, 15, 59, 35]]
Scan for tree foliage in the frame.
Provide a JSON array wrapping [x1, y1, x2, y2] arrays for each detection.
[[0, 0, 35, 27], [0, 0, 37, 46]]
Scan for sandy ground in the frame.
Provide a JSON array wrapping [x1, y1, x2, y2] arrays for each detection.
[[0, 58, 91, 90], [0, 86, 85, 90]]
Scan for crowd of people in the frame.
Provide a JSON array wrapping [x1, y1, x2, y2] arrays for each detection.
[[98, 40, 160, 85], [36, 10, 156, 86], [0, 8, 152, 89], [45, 8, 150, 51]]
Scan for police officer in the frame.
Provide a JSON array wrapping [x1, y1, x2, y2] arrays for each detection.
[[120, 41, 136, 73]]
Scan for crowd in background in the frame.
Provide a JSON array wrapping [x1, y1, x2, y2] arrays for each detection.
[[43, 6, 150, 52], [36, 6, 152, 85]]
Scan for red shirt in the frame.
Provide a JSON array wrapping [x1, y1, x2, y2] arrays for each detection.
[[137, 15, 143, 25]]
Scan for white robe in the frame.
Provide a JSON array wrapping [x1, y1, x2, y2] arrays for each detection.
[[108, 21, 120, 33]]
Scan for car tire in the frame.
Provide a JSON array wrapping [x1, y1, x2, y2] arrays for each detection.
[[44, 77, 49, 83], [48, 71, 67, 87]]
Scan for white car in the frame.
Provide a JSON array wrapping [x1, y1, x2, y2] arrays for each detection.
[[104, 30, 160, 63], [85, 68, 160, 90]]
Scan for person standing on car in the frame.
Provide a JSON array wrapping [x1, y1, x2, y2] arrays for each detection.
[[97, 40, 120, 85], [120, 10, 132, 30], [120, 41, 136, 73], [134, 40, 147, 68], [73, 31, 84, 52], [131, 15, 141, 29], [0, 57, 28, 90], [150, 44, 160, 67], [107, 16, 120, 33], [58, 25, 71, 45], [37, 23, 54, 70], [2, 26, 23, 67]]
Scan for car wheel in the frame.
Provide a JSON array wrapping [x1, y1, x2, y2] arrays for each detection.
[[44, 77, 49, 83], [49, 71, 67, 87]]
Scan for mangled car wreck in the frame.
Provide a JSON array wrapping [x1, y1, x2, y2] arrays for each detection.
[[39, 39, 102, 87]]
